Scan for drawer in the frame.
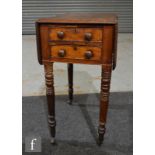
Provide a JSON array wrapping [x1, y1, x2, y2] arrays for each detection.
[[50, 45, 102, 61], [49, 27, 102, 42]]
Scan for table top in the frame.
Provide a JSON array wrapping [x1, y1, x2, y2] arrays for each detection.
[[36, 13, 118, 24]]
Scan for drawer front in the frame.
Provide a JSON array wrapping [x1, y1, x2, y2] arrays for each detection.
[[50, 45, 102, 61], [49, 27, 102, 42]]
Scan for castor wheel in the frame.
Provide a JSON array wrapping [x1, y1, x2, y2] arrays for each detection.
[[97, 132, 104, 146], [67, 99, 73, 105], [50, 137, 56, 145], [97, 138, 103, 146]]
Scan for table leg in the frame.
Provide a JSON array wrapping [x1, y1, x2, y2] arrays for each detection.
[[98, 65, 112, 145], [44, 63, 56, 144], [67, 63, 73, 104]]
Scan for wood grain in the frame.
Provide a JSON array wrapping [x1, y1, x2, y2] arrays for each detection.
[[49, 27, 102, 42], [35, 13, 118, 146], [44, 63, 56, 141], [36, 13, 117, 24], [50, 45, 102, 61], [68, 63, 73, 104], [98, 64, 112, 145]]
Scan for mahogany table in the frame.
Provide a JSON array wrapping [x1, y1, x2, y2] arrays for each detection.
[[35, 13, 118, 145]]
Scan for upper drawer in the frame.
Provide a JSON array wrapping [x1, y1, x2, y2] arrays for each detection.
[[48, 27, 102, 42]]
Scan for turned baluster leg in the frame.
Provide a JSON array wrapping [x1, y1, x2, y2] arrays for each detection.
[[98, 65, 112, 145], [67, 63, 73, 104], [44, 63, 56, 144]]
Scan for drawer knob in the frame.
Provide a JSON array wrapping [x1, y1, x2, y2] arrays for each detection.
[[57, 31, 64, 39], [84, 51, 93, 59], [58, 49, 66, 57], [84, 33, 92, 41]]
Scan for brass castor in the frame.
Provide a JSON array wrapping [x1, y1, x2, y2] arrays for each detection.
[[50, 137, 56, 145]]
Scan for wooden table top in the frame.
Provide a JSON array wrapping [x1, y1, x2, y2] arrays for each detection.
[[36, 13, 118, 24]]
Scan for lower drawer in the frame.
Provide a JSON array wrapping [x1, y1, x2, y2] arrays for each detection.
[[50, 45, 102, 61]]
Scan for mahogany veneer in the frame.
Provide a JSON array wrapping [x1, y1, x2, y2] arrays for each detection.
[[36, 13, 118, 145]]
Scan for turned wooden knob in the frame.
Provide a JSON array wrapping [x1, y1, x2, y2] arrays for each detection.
[[58, 49, 66, 57], [57, 31, 64, 39], [84, 32, 92, 41], [84, 51, 93, 59]]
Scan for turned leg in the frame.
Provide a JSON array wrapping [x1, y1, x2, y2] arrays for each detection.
[[98, 65, 112, 145], [44, 63, 56, 144], [67, 63, 73, 104]]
